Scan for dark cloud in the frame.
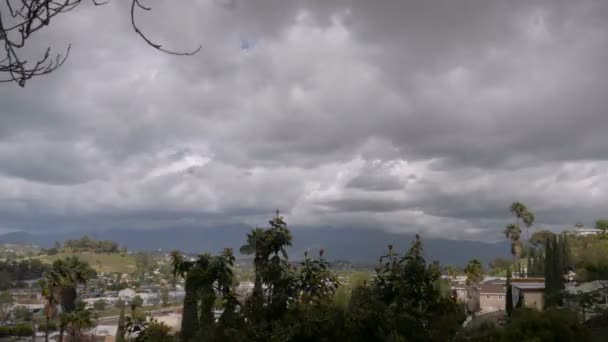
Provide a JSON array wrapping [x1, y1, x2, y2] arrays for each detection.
[[0, 0, 607, 240]]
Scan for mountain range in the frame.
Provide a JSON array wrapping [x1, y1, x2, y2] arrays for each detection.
[[0, 225, 510, 267]]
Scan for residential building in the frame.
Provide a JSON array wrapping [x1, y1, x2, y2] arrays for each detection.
[[118, 288, 136, 301], [479, 283, 506, 312], [451, 284, 467, 303], [135, 292, 159, 306], [565, 280, 608, 321], [574, 227, 604, 237], [511, 279, 545, 311]]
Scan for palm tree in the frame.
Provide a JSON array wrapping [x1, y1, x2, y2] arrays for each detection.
[[49, 257, 95, 342], [39, 275, 61, 342], [239, 211, 293, 321], [62, 303, 95, 342], [504, 223, 522, 266], [239, 228, 266, 304], [510, 202, 535, 239]]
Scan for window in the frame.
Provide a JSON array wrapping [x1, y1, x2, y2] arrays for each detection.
[[486, 295, 491, 299], [498, 296, 503, 299]]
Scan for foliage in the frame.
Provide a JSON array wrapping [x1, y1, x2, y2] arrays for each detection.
[[530, 230, 555, 248], [506, 268, 513, 317], [358, 236, 466, 341], [456, 308, 592, 341], [0, 324, 34, 337], [116, 306, 126, 342], [505, 202, 535, 266], [464, 259, 484, 314], [544, 234, 567, 307], [569, 235, 608, 281], [130, 295, 144, 314], [455, 321, 503, 342], [146, 212, 597, 341], [504, 308, 591, 341], [115, 298, 126, 309], [47, 256, 96, 313], [12, 305, 33, 321], [0, 258, 48, 289], [171, 248, 238, 341], [595, 219, 608, 232], [61, 302, 96, 341], [63, 236, 119, 253], [132, 320, 175, 342], [0, 290, 13, 323], [93, 299, 107, 311], [37, 321, 58, 333]]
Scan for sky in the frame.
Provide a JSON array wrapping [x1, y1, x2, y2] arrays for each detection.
[[0, 0, 607, 241]]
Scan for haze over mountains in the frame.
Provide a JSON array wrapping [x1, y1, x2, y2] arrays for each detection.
[[0, 226, 509, 266]]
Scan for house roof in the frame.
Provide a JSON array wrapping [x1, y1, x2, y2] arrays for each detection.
[[480, 283, 506, 294], [512, 282, 545, 290], [565, 280, 608, 294]]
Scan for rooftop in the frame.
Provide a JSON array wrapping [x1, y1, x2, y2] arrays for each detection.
[[480, 283, 506, 294], [512, 282, 545, 290], [565, 280, 608, 294]]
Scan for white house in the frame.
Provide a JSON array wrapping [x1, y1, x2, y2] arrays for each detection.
[[135, 292, 159, 306], [574, 227, 604, 237], [168, 289, 185, 301], [118, 288, 136, 301]]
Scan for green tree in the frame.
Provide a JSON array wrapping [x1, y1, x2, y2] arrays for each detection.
[[595, 219, 608, 232], [130, 295, 144, 316], [506, 268, 513, 317], [62, 302, 95, 342], [133, 320, 174, 342], [116, 306, 126, 342], [464, 259, 484, 314], [171, 248, 238, 341], [504, 308, 591, 341], [46, 256, 95, 342], [0, 290, 13, 323], [12, 306, 32, 321], [529, 230, 555, 247], [239, 211, 294, 327], [362, 236, 466, 341], [39, 276, 60, 342], [93, 299, 107, 312], [504, 224, 522, 265]]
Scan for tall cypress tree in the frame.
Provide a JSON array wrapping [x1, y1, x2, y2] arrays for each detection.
[[181, 269, 201, 342], [506, 268, 513, 317], [561, 233, 571, 271], [552, 235, 564, 291], [544, 238, 554, 294]]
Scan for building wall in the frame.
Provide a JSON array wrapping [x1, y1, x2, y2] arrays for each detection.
[[523, 290, 544, 310], [479, 293, 505, 311]]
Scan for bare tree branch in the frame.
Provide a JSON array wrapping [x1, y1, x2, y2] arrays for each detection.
[[0, 0, 200, 87], [130, 0, 201, 56]]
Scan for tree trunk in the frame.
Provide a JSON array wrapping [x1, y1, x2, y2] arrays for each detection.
[[61, 287, 77, 313], [44, 312, 49, 342], [58, 325, 64, 342]]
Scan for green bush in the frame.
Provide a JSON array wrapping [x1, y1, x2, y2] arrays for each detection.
[[0, 324, 34, 337]]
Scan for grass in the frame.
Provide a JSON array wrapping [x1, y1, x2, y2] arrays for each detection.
[[34, 251, 137, 274]]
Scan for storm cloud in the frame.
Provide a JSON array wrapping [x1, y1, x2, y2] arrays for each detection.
[[0, 0, 607, 240]]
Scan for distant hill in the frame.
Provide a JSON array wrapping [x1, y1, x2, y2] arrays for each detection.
[[0, 226, 510, 267], [33, 252, 136, 274]]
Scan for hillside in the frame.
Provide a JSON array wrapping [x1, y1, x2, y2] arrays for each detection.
[[0, 226, 510, 267], [33, 251, 136, 274]]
